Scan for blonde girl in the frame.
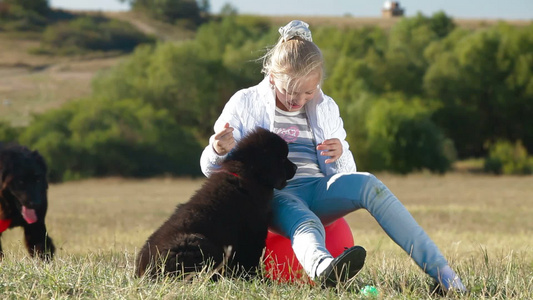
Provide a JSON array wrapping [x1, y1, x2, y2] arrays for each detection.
[[200, 20, 466, 292]]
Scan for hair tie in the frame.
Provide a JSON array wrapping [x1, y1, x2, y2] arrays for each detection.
[[278, 20, 313, 42]]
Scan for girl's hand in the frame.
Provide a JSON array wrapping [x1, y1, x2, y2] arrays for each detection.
[[213, 123, 235, 156], [317, 138, 343, 164]]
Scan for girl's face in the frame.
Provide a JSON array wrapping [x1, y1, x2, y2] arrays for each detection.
[[272, 72, 320, 112]]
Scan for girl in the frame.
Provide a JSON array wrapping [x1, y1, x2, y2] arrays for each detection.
[[200, 20, 466, 292]]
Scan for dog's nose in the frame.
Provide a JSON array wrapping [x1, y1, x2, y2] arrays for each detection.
[[287, 163, 297, 179]]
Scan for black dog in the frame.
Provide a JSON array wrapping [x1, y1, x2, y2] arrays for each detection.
[[136, 128, 297, 278], [0, 144, 55, 261]]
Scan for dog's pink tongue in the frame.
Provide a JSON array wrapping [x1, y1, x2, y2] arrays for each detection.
[[22, 206, 38, 224]]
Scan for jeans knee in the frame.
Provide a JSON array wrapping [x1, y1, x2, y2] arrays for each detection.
[[292, 218, 326, 239], [363, 172, 378, 186], [360, 173, 391, 208]]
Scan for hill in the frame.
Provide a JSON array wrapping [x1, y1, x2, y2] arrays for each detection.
[[0, 31, 124, 127], [0, 12, 530, 127]]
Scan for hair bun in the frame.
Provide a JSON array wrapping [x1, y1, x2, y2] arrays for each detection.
[[278, 20, 313, 42]]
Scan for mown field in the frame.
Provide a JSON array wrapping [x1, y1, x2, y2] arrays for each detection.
[[1, 173, 531, 299]]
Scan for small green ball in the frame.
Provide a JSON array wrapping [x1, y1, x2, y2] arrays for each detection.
[[360, 285, 379, 297]]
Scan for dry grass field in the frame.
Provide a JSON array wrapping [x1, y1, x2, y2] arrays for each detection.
[[0, 31, 125, 127], [1, 174, 532, 298], [2, 173, 529, 258]]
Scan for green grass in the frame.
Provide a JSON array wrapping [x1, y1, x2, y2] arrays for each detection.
[[1, 174, 532, 299], [0, 243, 531, 299]]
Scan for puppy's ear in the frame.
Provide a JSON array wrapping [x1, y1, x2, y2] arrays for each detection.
[[0, 167, 4, 189], [0, 156, 8, 189], [32, 150, 48, 172], [31, 151, 49, 188], [0, 169, 12, 191], [0, 150, 14, 190]]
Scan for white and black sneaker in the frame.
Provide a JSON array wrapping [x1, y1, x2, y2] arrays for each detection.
[[320, 245, 366, 287]]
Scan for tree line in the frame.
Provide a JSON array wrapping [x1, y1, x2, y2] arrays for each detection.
[[1, 7, 532, 180]]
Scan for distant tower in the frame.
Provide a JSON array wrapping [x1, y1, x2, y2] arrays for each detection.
[[382, 1, 405, 18]]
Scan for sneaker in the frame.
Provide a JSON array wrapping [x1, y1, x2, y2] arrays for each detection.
[[319, 245, 366, 287], [433, 265, 468, 295], [432, 279, 468, 296]]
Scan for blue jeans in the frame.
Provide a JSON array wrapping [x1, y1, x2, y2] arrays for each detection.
[[270, 172, 448, 280]]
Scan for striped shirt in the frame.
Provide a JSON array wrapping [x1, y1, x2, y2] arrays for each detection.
[[273, 106, 324, 180]]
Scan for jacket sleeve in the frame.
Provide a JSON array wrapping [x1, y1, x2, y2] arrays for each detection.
[[200, 91, 245, 177], [323, 98, 357, 174]]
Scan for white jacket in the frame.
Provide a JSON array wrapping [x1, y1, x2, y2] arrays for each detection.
[[200, 77, 357, 177]]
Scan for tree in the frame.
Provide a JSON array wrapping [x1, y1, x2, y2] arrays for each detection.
[[220, 3, 238, 16], [121, 0, 203, 25], [0, 121, 20, 144], [40, 16, 155, 54], [424, 23, 533, 157], [428, 11, 456, 39], [5, 0, 49, 15], [92, 41, 236, 139], [1, 0, 49, 31], [364, 95, 454, 174], [19, 97, 203, 181], [198, 0, 210, 14]]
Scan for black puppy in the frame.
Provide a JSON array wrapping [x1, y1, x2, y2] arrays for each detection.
[[0, 144, 55, 260], [136, 128, 297, 278]]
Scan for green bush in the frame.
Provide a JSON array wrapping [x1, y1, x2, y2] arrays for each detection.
[[131, 0, 202, 25], [484, 140, 532, 175], [0, 4, 48, 31], [364, 95, 454, 174], [424, 23, 533, 158], [0, 121, 21, 144], [19, 98, 203, 182], [39, 16, 155, 54], [4, 0, 49, 15], [92, 41, 252, 140]]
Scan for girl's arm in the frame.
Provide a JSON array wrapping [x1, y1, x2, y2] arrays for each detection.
[[323, 99, 357, 173], [200, 92, 245, 177]]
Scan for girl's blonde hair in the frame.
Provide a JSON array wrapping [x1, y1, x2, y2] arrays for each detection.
[[261, 36, 324, 92]]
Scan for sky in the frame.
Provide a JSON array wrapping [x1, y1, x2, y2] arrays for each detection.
[[49, 0, 533, 20]]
